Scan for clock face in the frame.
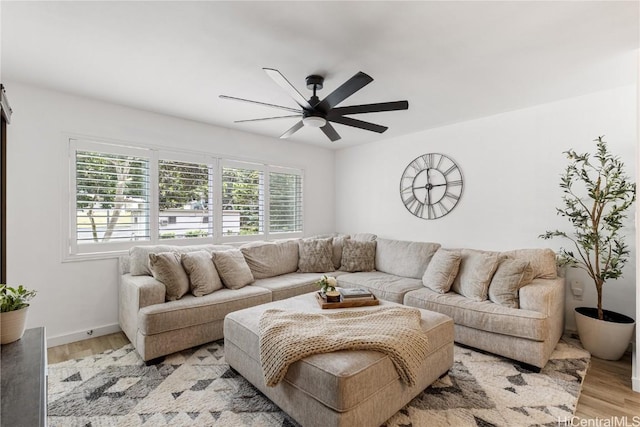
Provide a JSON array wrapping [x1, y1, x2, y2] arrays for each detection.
[[400, 153, 463, 220]]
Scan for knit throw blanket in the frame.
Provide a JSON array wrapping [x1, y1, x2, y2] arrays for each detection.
[[258, 307, 430, 387]]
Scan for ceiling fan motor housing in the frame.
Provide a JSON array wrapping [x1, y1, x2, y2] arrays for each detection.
[[305, 75, 324, 90]]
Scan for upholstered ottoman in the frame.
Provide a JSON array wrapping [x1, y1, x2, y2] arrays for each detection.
[[223, 292, 454, 427]]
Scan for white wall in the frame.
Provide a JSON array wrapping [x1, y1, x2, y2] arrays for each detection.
[[5, 81, 336, 345], [336, 85, 637, 330]]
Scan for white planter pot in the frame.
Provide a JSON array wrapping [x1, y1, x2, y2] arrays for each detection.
[[574, 307, 635, 361], [0, 307, 29, 344]]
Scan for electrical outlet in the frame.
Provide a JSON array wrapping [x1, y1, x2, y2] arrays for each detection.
[[570, 280, 583, 300], [87, 329, 94, 336]]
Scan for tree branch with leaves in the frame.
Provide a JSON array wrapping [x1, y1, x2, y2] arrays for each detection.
[[540, 136, 635, 320]]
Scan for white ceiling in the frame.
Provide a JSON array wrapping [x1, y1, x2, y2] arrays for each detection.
[[1, 1, 638, 148]]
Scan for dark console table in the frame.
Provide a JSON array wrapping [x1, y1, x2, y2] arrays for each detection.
[[1, 327, 47, 426]]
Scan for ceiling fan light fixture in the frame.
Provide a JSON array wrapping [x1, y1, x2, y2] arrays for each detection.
[[302, 115, 327, 128]]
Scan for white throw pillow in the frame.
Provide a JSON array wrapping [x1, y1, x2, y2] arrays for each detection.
[[451, 249, 500, 301]]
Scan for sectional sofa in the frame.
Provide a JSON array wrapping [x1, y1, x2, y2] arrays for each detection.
[[118, 234, 564, 369]]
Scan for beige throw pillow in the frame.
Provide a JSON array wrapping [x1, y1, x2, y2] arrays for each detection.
[[331, 234, 350, 269], [451, 249, 500, 301], [149, 252, 190, 301], [501, 248, 557, 279], [340, 239, 376, 272], [422, 249, 461, 293], [488, 258, 534, 308], [212, 249, 254, 290], [297, 238, 335, 273], [241, 240, 299, 279], [181, 251, 223, 297]]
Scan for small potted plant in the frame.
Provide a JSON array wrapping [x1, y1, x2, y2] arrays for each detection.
[[1, 284, 37, 344], [317, 275, 340, 302], [540, 136, 636, 360]]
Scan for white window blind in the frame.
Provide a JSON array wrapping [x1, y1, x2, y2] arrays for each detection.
[[158, 159, 212, 239], [269, 171, 303, 233], [75, 150, 150, 244], [221, 166, 264, 236]]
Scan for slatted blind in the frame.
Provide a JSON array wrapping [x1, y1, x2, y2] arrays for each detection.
[[221, 166, 264, 236], [158, 160, 212, 239], [269, 171, 303, 233], [75, 151, 150, 243]]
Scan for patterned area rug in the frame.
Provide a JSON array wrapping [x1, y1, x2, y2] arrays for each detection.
[[48, 338, 589, 427]]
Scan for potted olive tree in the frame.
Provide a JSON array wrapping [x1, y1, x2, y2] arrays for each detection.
[[540, 136, 636, 360], [0, 284, 37, 344]]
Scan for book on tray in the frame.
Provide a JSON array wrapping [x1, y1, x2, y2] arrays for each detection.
[[339, 288, 374, 299]]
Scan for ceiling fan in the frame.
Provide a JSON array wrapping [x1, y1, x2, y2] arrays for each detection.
[[219, 68, 409, 142]]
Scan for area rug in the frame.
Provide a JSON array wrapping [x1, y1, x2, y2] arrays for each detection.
[[48, 338, 590, 427]]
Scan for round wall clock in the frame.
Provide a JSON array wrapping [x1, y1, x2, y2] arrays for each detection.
[[399, 153, 464, 220]]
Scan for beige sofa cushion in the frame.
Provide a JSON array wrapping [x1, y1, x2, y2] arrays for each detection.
[[488, 258, 534, 308], [181, 251, 223, 297], [340, 240, 376, 272], [404, 287, 548, 341], [501, 248, 557, 279], [451, 249, 500, 302], [241, 240, 299, 279], [338, 271, 422, 304], [212, 249, 254, 290], [422, 249, 461, 293], [298, 238, 335, 273], [149, 252, 190, 301], [351, 232, 377, 241], [129, 244, 232, 276], [375, 238, 441, 279]]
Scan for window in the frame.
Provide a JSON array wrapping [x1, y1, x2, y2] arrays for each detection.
[[158, 160, 212, 240], [75, 149, 150, 246], [269, 170, 303, 233], [222, 164, 264, 236], [67, 138, 303, 259]]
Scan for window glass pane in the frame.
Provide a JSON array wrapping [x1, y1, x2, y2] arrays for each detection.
[[158, 160, 212, 239], [76, 151, 150, 243], [269, 172, 303, 233], [222, 167, 264, 236]]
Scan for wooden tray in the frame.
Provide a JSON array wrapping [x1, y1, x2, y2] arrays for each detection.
[[315, 292, 379, 309]]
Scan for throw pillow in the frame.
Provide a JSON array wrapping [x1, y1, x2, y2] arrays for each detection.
[[241, 240, 299, 279], [340, 239, 377, 272], [422, 248, 461, 293], [501, 248, 557, 279], [181, 251, 223, 297], [451, 249, 500, 301], [297, 238, 335, 273], [488, 258, 534, 308], [212, 249, 255, 290], [149, 252, 190, 301]]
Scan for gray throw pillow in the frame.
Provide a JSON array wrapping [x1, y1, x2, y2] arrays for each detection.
[[212, 249, 254, 290], [297, 238, 335, 273], [340, 239, 376, 272], [422, 249, 461, 293], [181, 251, 223, 297], [488, 258, 534, 308], [149, 252, 190, 301]]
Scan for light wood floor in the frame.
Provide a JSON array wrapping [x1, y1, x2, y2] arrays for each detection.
[[49, 332, 640, 420]]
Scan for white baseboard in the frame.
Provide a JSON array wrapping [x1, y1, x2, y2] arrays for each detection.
[[46, 323, 122, 348]]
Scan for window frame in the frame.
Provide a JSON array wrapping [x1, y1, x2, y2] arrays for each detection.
[[63, 137, 304, 261]]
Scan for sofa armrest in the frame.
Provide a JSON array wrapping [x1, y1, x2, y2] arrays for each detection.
[[519, 277, 564, 316], [119, 274, 166, 344]]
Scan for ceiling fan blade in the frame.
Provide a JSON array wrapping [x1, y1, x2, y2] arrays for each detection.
[[328, 100, 409, 116], [280, 120, 304, 139], [219, 95, 302, 114], [328, 115, 388, 133], [234, 115, 301, 123], [263, 68, 312, 110], [320, 123, 341, 142], [316, 71, 373, 112]]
